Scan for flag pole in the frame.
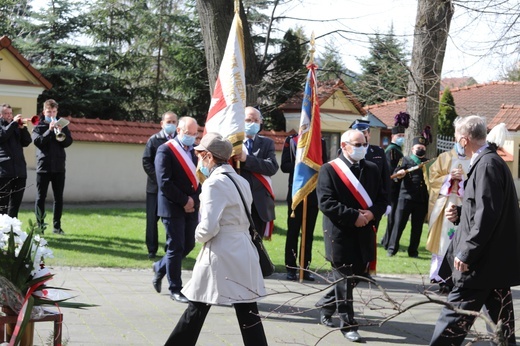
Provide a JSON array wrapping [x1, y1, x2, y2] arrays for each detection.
[[298, 34, 316, 283]]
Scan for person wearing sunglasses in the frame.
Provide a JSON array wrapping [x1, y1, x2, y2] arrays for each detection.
[[386, 136, 430, 258], [315, 129, 387, 343]]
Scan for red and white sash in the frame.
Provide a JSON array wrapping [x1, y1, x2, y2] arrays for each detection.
[[329, 158, 372, 209], [243, 142, 275, 239], [166, 140, 199, 191]]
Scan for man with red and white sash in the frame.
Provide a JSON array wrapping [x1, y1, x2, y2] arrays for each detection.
[[315, 129, 387, 343], [153, 116, 201, 304], [233, 107, 279, 238]]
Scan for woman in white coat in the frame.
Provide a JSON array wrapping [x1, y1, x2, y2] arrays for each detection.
[[165, 132, 267, 346]]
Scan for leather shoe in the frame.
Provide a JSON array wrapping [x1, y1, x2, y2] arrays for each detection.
[[343, 330, 363, 343], [170, 292, 189, 303], [286, 271, 297, 281], [303, 272, 315, 282], [152, 264, 162, 293], [148, 252, 156, 259], [319, 311, 335, 327]]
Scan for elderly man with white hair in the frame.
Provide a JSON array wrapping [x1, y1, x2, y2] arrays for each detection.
[[430, 116, 520, 345]]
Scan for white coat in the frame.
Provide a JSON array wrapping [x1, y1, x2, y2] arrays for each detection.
[[182, 164, 266, 305]]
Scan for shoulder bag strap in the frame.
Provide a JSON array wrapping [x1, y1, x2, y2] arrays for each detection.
[[221, 172, 257, 238]]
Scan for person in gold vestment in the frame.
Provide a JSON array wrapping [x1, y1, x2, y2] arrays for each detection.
[[426, 146, 470, 292]]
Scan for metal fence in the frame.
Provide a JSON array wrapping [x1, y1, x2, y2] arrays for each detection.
[[437, 135, 455, 155]]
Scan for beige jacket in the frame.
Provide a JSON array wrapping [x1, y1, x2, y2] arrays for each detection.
[[182, 164, 265, 305]]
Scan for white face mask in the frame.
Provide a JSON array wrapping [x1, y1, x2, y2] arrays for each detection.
[[349, 146, 367, 162]]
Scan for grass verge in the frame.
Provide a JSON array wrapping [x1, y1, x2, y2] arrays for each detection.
[[17, 204, 430, 276]]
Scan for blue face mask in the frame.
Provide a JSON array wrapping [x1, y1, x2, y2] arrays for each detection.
[[163, 124, 176, 135], [245, 122, 260, 136], [200, 154, 210, 177], [200, 165, 210, 177], [44, 116, 54, 123], [179, 134, 196, 147], [455, 142, 466, 157], [395, 137, 405, 147]]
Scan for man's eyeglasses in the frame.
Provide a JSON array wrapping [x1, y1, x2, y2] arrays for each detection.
[[346, 141, 368, 148]]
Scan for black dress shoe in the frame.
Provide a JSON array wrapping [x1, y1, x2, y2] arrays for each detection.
[[152, 264, 162, 293], [303, 272, 315, 282], [148, 252, 156, 259], [170, 292, 189, 303], [438, 283, 453, 294], [319, 312, 335, 327], [286, 271, 297, 281], [343, 330, 363, 343]]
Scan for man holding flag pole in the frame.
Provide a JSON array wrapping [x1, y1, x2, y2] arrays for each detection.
[[287, 35, 325, 283]]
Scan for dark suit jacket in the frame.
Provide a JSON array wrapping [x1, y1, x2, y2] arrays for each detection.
[[317, 154, 387, 266], [0, 120, 31, 178], [280, 134, 328, 205], [142, 130, 171, 193], [385, 143, 403, 202], [440, 147, 520, 289], [394, 155, 429, 203], [154, 137, 201, 218], [365, 144, 391, 213], [239, 135, 279, 222], [32, 115, 73, 173]]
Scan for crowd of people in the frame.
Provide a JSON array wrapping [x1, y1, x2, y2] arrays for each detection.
[[0, 99, 72, 234], [141, 110, 519, 345]]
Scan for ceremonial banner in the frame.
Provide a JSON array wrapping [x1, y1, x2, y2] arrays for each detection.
[[291, 63, 323, 211], [204, 6, 246, 155]]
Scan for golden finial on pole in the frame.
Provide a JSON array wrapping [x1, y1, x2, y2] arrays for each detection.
[[307, 32, 316, 65], [234, 0, 240, 13]]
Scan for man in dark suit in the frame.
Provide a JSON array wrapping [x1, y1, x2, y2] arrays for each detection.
[[350, 119, 390, 279], [430, 116, 520, 345], [32, 99, 73, 235], [281, 133, 327, 281], [387, 136, 429, 258], [142, 111, 178, 259], [234, 107, 279, 236], [350, 119, 390, 226], [152, 116, 201, 303], [0, 104, 32, 218], [315, 130, 387, 343], [381, 125, 406, 249]]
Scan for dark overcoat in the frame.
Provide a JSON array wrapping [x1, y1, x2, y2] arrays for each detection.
[[0, 120, 31, 178], [317, 154, 387, 266], [439, 147, 520, 288]]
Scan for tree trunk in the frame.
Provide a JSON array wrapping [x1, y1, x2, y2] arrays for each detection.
[[196, 0, 260, 108], [406, 0, 454, 157]]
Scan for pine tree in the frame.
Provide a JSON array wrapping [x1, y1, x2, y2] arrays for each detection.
[[353, 26, 409, 106], [316, 42, 353, 82], [259, 28, 308, 130], [437, 87, 457, 137]]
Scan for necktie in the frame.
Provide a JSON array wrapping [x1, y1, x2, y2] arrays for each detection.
[[246, 139, 253, 153]]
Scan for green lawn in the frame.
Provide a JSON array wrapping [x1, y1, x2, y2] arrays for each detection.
[[17, 204, 430, 276]]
